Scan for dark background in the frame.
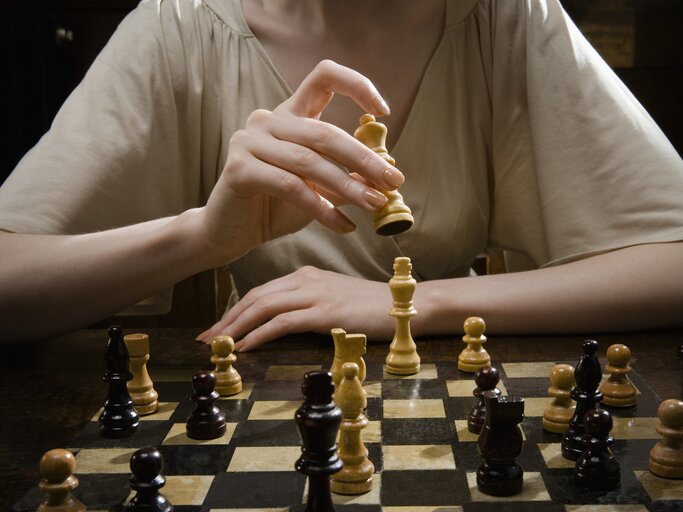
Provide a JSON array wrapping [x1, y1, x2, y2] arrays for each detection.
[[1, 0, 682, 327]]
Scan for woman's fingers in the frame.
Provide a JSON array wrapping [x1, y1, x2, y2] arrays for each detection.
[[234, 309, 316, 352], [278, 60, 390, 119]]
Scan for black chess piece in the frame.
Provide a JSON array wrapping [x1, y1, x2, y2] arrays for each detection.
[[468, 366, 501, 434], [575, 409, 621, 490], [295, 371, 343, 512], [562, 339, 603, 461], [186, 370, 227, 440], [476, 391, 525, 496], [99, 325, 140, 438], [124, 446, 173, 512]]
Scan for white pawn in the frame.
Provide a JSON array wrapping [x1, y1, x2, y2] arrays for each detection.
[[600, 343, 637, 407], [542, 364, 576, 433], [38, 449, 86, 512], [649, 399, 683, 479], [211, 336, 242, 396], [125, 333, 159, 415], [457, 317, 490, 373]]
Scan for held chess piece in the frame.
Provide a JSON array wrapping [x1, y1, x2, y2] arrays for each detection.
[[211, 336, 242, 396], [575, 409, 621, 490], [562, 340, 604, 461], [331, 363, 374, 495], [37, 449, 86, 512], [385, 257, 420, 375], [600, 344, 637, 407], [330, 328, 367, 403], [649, 399, 683, 478], [543, 364, 576, 434], [186, 370, 227, 440], [124, 333, 159, 415], [99, 325, 140, 438], [468, 366, 501, 434], [124, 446, 173, 512], [458, 317, 491, 373], [353, 114, 413, 236], [476, 392, 525, 496], [295, 371, 343, 512]]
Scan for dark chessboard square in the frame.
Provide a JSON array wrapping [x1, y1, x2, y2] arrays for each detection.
[[235, 418, 301, 446], [71, 420, 171, 448], [154, 381, 193, 401], [611, 439, 657, 471], [250, 379, 304, 400], [365, 397, 382, 421], [381, 469, 468, 506], [463, 502, 565, 512], [382, 418, 454, 445], [523, 416, 554, 444], [204, 471, 306, 508], [543, 467, 649, 505], [364, 362, 384, 382], [169, 397, 252, 423], [294, 506, 382, 512], [446, 396, 478, 420], [367, 442, 383, 473], [452, 439, 546, 473], [158, 444, 233, 474], [381, 378, 449, 399], [503, 377, 549, 398]]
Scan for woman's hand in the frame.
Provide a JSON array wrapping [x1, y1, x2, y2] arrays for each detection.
[[197, 266, 397, 351], [198, 60, 405, 265]]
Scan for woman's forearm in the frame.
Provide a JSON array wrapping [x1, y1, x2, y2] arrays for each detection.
[[416, 242, 683, 336]]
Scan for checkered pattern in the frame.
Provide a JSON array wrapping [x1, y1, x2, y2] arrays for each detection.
[[13, 360, 682, 512]]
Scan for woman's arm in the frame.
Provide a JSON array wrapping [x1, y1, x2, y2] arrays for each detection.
[[202, 241, 683, 351]]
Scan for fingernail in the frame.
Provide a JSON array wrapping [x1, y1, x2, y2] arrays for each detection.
[[336, 213, 356, 233], [375, 95, 390, 116], [363, 188, 388, 210], [196, 329, 209, 341], [383, 168, 404, 189]]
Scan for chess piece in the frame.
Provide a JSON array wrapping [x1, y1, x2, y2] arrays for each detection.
[[600, 344, 637, 407], [468, 366, 501, 434], [543, 364, 576, 434], [385, 257, 420, 375], [331, 363, 374, 495], [649, 398, 683, 478], [575, 408, 620, 490], [330, 328, 367, 403], [457, 317, 491, 373], [186, 370, 227, 440], [562, 340, 604, 461], [295, 371, 343, 512], [99, 325, 140, 438], [124, 446, 173, 512], [211, 335, 242, 396], [124, 333, 159, 415], [353, 114, 413, 236], [476, 392, 525, 496], [37, 449, 86, 512]]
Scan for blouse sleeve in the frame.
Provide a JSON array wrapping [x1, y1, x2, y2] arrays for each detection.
[[485, 0, 683, 269], [0, 0, 208, 235]]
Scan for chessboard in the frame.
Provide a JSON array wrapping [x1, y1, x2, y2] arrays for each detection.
[[12, 340, 683, 512]]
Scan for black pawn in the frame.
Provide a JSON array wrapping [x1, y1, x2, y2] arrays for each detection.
[[295, 371, 343, 512], [476, 392, 525, 496], [186, 371, 226, 440], [99, 325, 139, 438], [124, 446, 173, 512], [575, 409, 620, 490], [468, 366, 501, 434], [562, 340, 603, 460]]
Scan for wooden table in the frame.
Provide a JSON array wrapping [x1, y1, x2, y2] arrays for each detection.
[[1, 328, 681, 510]]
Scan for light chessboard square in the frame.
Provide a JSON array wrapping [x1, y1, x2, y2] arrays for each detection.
[[383, 399, 445, 419], [365, 381, 382, 398], [218, 382, 255, 400], [524, 397, 554, 417], [446, 379, 508, 397], [635, 470, 683, 500], [209, 509, 289, 512], [90, 401, 179, 422], [454, 420, 526, 443], [336, 420, 381, 444], [248, 400, 300, 420], [265, 365, 322, 380], [162, 422, 236, 445], [304, 473, 381, 505], [565, 506, 649, 512], [537, 443, 575, 469], [383, 444, 456, 470], [74, 448, 136, 474], [466, 472, 550, 502], [383, 363, 437, 380], [126, 475, 214, 506], [611, 417, 660, 439], [227, 446, 302, 472], [502, 362, 558, 379]]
